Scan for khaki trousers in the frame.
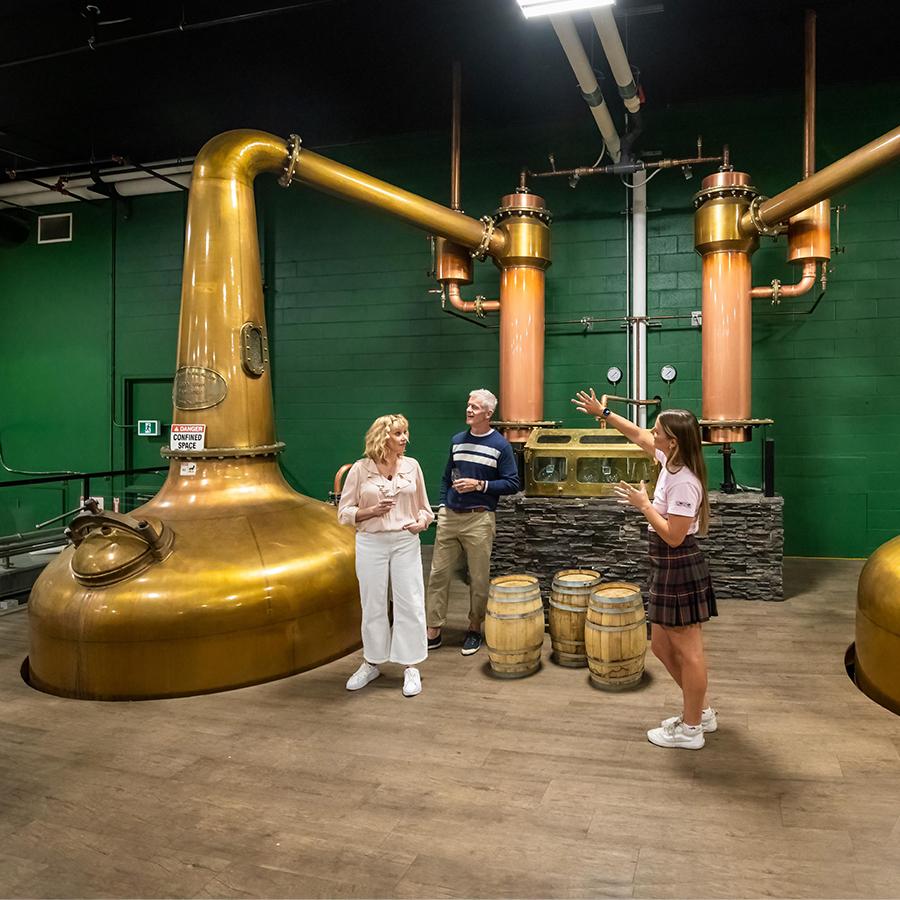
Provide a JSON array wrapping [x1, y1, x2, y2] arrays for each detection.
[[426, 508, 496, 629]]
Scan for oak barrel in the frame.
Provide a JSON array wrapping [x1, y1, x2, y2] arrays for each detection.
[[549, 569, 602, 668], [485, 574, 544, 678], [585, 581, 647, 689]]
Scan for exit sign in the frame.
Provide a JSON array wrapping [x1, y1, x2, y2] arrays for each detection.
[[138, 420, 160, 437]]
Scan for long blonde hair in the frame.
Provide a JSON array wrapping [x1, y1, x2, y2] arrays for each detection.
[[656, 409, 710, 536], [364, 414, 409, 462]]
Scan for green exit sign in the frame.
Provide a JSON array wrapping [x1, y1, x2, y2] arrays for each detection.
[[137, 420, 160, 437]]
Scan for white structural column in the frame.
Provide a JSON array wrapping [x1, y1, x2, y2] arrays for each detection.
[[630, 176, 648, 427]]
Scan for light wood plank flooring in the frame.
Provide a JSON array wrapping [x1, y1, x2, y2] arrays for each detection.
[[1, 556, 899, 899]]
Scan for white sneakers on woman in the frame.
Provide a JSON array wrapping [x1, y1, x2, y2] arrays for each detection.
[[661, 707, 718, 733], [648, 707, 718, 750], [345, 661, 381, 691], [402, 667, 422, 697], [647, 720, 705, 750], [345, 661, 421, 697]]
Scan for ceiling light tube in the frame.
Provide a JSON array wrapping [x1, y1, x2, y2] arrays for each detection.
[[518, 0, 615, 19]]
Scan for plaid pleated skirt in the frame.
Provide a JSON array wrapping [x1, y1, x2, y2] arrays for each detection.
[[647, 532, 717, 627]]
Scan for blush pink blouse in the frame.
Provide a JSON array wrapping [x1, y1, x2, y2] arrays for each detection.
[[337, 457, 435, 534]]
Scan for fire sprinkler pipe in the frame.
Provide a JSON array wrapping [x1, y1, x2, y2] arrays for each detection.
[[549, 14, 621, 161]]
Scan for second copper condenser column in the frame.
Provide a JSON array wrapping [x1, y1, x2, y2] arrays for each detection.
[[693, 171, 759, 443]]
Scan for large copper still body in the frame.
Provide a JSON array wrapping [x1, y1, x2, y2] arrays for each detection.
[[27, 130, 551, 699]]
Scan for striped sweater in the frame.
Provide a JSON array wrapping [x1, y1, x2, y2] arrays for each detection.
[[439, 429, 520, 511]]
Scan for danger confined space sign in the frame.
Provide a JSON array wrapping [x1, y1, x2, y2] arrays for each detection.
[[170, 423, 207, 452]]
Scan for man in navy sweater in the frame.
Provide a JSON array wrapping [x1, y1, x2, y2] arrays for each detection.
[[425, 389, 520, 655]]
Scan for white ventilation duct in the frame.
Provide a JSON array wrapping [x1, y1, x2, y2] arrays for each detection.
[[590, 8, 641, 114], [549, 14, 621, 161], [0, 162, 192, 207]]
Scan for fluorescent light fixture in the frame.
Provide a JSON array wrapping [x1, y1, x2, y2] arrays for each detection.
[[517, 0, 615, 18]]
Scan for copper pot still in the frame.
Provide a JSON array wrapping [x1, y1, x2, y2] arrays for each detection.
[[27, 132, 362, 700]]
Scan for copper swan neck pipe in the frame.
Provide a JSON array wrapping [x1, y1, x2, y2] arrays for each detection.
[[742, 125, 900, 234]]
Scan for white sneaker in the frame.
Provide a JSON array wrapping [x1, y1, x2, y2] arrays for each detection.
[[402, 667, 422, 697], [647, 720, 705, 750], [661, 707, 718, 733], [346, 661, 380, 691]]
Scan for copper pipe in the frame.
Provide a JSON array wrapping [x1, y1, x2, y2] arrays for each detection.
[[605, 395, 661, 406], [499, 266, 545, 442], [445, 282, 499, 315], [804, 9, 816, 178], [702, 252, 752, 443], [451, 61, 461, 211], [742, 125, 900, 233], [291, 146, 508, 259], [333, 463, 353, 496], [528, 153, 724, 180], [751, 260, 818, 300]]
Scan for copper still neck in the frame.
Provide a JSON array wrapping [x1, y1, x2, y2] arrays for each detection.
[[173, 130, 288, 453]]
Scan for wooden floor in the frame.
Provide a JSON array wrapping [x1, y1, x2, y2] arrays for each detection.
[[1, 556, 899, 899]]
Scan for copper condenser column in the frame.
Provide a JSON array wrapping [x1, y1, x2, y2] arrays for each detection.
[[693, 172, 760, 443], [493, 190, 552, 443]]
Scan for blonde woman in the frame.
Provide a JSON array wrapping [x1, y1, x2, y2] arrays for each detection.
[[338, 414, 434, 697], [572, 390, 717, 750]]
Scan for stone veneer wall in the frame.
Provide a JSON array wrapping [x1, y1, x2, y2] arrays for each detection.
[[491, 492, 784, 602]]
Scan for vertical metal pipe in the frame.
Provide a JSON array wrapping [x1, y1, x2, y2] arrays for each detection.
[[632, 177, 647, 427], [804, 9, 816, 179], [499, 267, 545, 442], [451, 61, 462, 211]]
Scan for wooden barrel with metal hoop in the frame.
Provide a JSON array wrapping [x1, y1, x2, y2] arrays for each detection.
[[549, 569, 602, 668], [485, 574, 544, 678], [585, 581, 647, 689]]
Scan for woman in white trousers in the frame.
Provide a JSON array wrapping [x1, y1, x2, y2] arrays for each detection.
[[338, 414, 434, 697]]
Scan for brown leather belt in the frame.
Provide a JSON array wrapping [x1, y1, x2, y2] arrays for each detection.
[[447, 506, 490, 514]]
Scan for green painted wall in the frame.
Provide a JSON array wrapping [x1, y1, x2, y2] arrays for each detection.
[[2, 83, 898, 556]]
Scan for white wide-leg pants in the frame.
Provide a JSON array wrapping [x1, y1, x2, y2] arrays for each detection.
[[355, 530, 427, 666]]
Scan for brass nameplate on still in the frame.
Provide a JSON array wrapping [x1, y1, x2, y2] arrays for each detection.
[[173, 366, 227, 410]]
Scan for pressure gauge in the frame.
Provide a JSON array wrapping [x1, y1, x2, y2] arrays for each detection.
[[660, 364, 678, 384], [606, 366, 623, 386]]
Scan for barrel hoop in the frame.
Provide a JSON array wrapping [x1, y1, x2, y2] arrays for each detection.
[[587, 607, 643, 617], [586, 620, 645, 632], [486, 641, 544, 654], [488, 610, 544, 621], [550, 600, 587, 612], [588, 654, 644, 664], [489, 595, 542, 604]]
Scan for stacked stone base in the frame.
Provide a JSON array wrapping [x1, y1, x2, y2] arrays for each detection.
[[491, 492, 783, 602]]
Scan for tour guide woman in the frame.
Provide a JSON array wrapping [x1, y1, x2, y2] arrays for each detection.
[[572, 389, 717, 750], [338, 414, 434, 698]]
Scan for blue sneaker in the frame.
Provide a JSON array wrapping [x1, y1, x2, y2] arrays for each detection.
[[427, 632, 442, 650], [461, 630, 483, 656]]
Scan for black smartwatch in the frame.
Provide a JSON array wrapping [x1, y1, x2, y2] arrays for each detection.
[[601, 407, 611, 418]]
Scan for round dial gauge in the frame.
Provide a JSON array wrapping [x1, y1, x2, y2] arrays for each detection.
[[606, 366, 622, 385], [660, 364, 678, 384]]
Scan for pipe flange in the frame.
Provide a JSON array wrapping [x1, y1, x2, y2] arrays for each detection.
[[493, 205, 553, 226], [746, 194, 782, 236], [471, 215, 495, 261], [161, 442, 286, 460], [474, 295, 486, 318], [279, 134, 302, 188], [692, 185, 758, 209]]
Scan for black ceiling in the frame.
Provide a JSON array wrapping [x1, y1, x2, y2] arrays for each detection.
[[0, 0, 896, 179]]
